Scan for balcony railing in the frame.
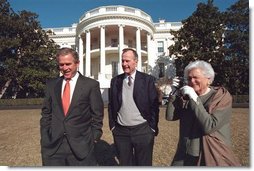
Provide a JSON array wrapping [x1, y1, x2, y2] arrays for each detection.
[[84, 43, 148, 52], [80, 5, 152, 23]]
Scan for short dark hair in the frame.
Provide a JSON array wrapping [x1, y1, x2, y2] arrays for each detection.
[[122, 48, 138, 60], [56, 47, 79, 63]]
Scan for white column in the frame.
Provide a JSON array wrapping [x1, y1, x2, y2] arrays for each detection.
[[85, 30, 91, 77], [136, 27, 142, 71], [99, 25, 105, 79], [165, 38, 169, 56], [147, 33, 152, 73], [78, 36, 84, 75], [118, 24, 124, 74], [147, 34, 157, 71]]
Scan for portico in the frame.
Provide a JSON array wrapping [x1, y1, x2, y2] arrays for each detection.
[[44, 5, 182, 102]]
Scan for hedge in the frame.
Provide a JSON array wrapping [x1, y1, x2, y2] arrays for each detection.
[[0, 95, 249, 107], [232, 95, 249, 103], [0, 98, 44, 106]]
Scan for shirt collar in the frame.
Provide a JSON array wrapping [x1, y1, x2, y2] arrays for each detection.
[[125, 70, 136, 81], [71, 72, 79, 82], [200, 87, 211, 96], [64, 72, 79, 82]]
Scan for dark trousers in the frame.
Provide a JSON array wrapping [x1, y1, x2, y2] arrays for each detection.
[[42, 137, 97, 166], [113, 122, 155, 166], [171, 153, 201, 166]]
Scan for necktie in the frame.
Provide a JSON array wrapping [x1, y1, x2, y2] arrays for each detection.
[[128, 76, 132, 86], [62, 80, 70, 116]]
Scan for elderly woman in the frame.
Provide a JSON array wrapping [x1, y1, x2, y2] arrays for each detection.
[[166, 60, 240, 166]]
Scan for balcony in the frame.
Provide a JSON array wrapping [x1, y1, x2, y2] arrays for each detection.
[[79, 5, 153, 23]]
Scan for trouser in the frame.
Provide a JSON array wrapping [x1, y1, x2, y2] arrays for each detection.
[[171, 153, 200, 166], [42, 137, 97, 166], [113, 122, 155, 166]]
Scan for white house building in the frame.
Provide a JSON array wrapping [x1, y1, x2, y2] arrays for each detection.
[[44, 5, 182, 102]]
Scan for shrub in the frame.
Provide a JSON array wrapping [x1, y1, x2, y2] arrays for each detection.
[[0, 98, 43, 106]]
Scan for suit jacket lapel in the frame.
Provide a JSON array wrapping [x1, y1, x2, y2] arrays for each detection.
[[117, 74, 124, 104], [55, 77, 64, 116], [133, 71, 144, 99]]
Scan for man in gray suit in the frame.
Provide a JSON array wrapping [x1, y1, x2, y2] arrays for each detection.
[[40, 47, 104, 166]]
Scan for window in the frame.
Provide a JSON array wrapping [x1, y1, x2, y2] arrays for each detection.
[[157, 41, 164, 53], [112, 61, 118, 77], [111, 39, 118, 47], [71, 45, 76, 50], [158, 63, 165, 78], [128, 40, 133, 48]]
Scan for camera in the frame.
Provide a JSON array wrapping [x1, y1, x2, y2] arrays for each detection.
[[172, 77, 185, 89], [170, 76, 185, 96]]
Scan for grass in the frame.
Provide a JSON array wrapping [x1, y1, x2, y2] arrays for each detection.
[[0, 107, 249, 166]]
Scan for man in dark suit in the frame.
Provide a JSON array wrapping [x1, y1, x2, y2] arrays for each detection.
[[108, 48, 159, 166], [40, 47, 104, 166]]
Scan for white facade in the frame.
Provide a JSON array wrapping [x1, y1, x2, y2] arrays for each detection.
[[44, 5, 182, 102]]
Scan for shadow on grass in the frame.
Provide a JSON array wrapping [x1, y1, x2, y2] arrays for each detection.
[[94, 139, 119, 166]]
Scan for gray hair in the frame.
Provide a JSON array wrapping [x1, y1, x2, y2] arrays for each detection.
[[122, 48, 138, 60], [184, 60, 215, 84]]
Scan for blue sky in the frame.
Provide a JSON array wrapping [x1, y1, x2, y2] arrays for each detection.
[[8, 0, 242, 28]]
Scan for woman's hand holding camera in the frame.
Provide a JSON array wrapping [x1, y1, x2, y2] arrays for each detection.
[[170, 77, 184, 96], [180, 85, 198, 103]]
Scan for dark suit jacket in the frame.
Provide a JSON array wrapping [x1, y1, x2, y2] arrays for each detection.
[[40, 73, 104, 159], [108, 71, 159, 135]]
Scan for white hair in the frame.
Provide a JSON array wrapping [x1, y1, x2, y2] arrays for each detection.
[[184, 60, 215, 84]]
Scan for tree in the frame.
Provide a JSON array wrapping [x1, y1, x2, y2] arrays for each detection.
[[168, 0, 249, 95], [168, 0, 226, 86], [0, 0, 59, 98], [224, 0, 249, 95]]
